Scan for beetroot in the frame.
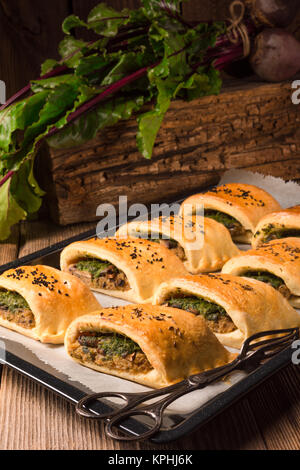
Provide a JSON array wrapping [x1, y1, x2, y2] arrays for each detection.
[[247, 0, 300, 27], [250, 29, 300, 82]]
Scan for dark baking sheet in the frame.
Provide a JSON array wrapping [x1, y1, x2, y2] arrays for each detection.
[[0, 224, 295, 443]]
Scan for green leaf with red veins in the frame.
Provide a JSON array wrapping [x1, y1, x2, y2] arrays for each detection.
[[0, 179, 27, 241], [87, 3, 130, 37]]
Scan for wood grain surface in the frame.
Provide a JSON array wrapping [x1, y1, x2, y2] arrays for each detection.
[[0, 220, 300, 450]]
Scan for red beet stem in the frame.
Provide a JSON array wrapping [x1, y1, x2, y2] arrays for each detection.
[[0, 170, 15, 188], [214, 45, 244, 69], [0, 64, 69, 112], [46, 63, 157, 140]]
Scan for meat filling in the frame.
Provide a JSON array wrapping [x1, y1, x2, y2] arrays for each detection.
[[152, 238, 186, 261], [165, 295, 236, 334], [69, 258, 130, 291], [70, 332, 152, 374], [136, 232, 186, 261], [0, 289, 35, 329], [242, 271, 291, 299], [204, 209, 246, 238]]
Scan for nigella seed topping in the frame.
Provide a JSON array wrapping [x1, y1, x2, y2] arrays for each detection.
[[6, 268, 72, 297]]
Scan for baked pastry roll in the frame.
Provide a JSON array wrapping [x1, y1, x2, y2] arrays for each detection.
[[180, 183, 281, 244], [116, 215, 240, 274], [222, 238, 300, 308], [60, 238, 187, 303], [0, 265, 100, 343], [65, 304, 234, 388], [153, 273, 300, 349], [252, 205, 300, 248]]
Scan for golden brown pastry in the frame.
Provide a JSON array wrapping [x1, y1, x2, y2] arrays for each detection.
[[153, 273, 300, 349], [180, 183, 281, 243], [116, 215, 240, 274], [0, 265, 100, 344], [252, 205, 300, 248], [222, 238, 300, 308], [65, 304, 234, 388], [60, 238, 187, 304]]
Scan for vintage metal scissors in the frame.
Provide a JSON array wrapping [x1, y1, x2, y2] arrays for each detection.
[[76, 327, 299, 441]]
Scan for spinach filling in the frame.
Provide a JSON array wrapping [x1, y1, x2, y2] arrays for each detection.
[[138, 232, 178, 249], [78, 332, 142, 358], [152, 238, 178, 249], [167, 296, 229, 322], [76, 259, 117, 279], [242, 271, 285, 290], [258, 225, 300, 243], [204, 209, 242, 231], [0, 289, 30, 313]]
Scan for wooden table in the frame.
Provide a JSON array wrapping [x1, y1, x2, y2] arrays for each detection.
[[0, 219, 300, 450]]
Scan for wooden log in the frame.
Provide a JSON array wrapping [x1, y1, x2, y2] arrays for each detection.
[[40, 78, 300, 226]]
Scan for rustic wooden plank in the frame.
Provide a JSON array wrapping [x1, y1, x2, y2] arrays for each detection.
[[142, 397, 267, 450], [42, 80, 300, 225], [0, 226, 20, 266], [0, 0, 70, 97], [18, 219, 94, 258], [0, 364, 267, 450], [249, 365, 300, 450]]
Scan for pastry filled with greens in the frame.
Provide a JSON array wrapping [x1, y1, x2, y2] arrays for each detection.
[[180, 183, 281, 244], [0, 265, 100, 343], [252, 205, 300, 247], [153, 273, 300, 348], [65, 304, 234, 388], [116, 215, 239, 274], [60, 237, 187, 304], [222, 238, 300, 308]]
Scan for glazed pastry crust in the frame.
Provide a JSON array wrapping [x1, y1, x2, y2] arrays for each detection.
[[252, 205, 300, 248], [222, 238, 300, 308], [60, 238, 187, 303], [153, 274, 300, 349], [0, 265, 100, 344], [65, 304, 234, 388], [116, 215, 240, 274], [180, 183, 281, 243]]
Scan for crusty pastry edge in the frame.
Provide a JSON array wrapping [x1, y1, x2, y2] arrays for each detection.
[[116, 217, 240, 274], [179, 184, 281, 241], [153, 275, 300, 349], [60, 239, 187, 304], [222, 241, 300, 308], [252, 207, 300, 248], [0, 265, 100, 344], [65, 305, 235, 388]]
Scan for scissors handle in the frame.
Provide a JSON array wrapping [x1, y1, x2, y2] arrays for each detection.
[[76, 381, 188, 420], [105, 383, 196, 442]]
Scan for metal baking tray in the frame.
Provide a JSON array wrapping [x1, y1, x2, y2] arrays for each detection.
[[0, 221, 296, 443]]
